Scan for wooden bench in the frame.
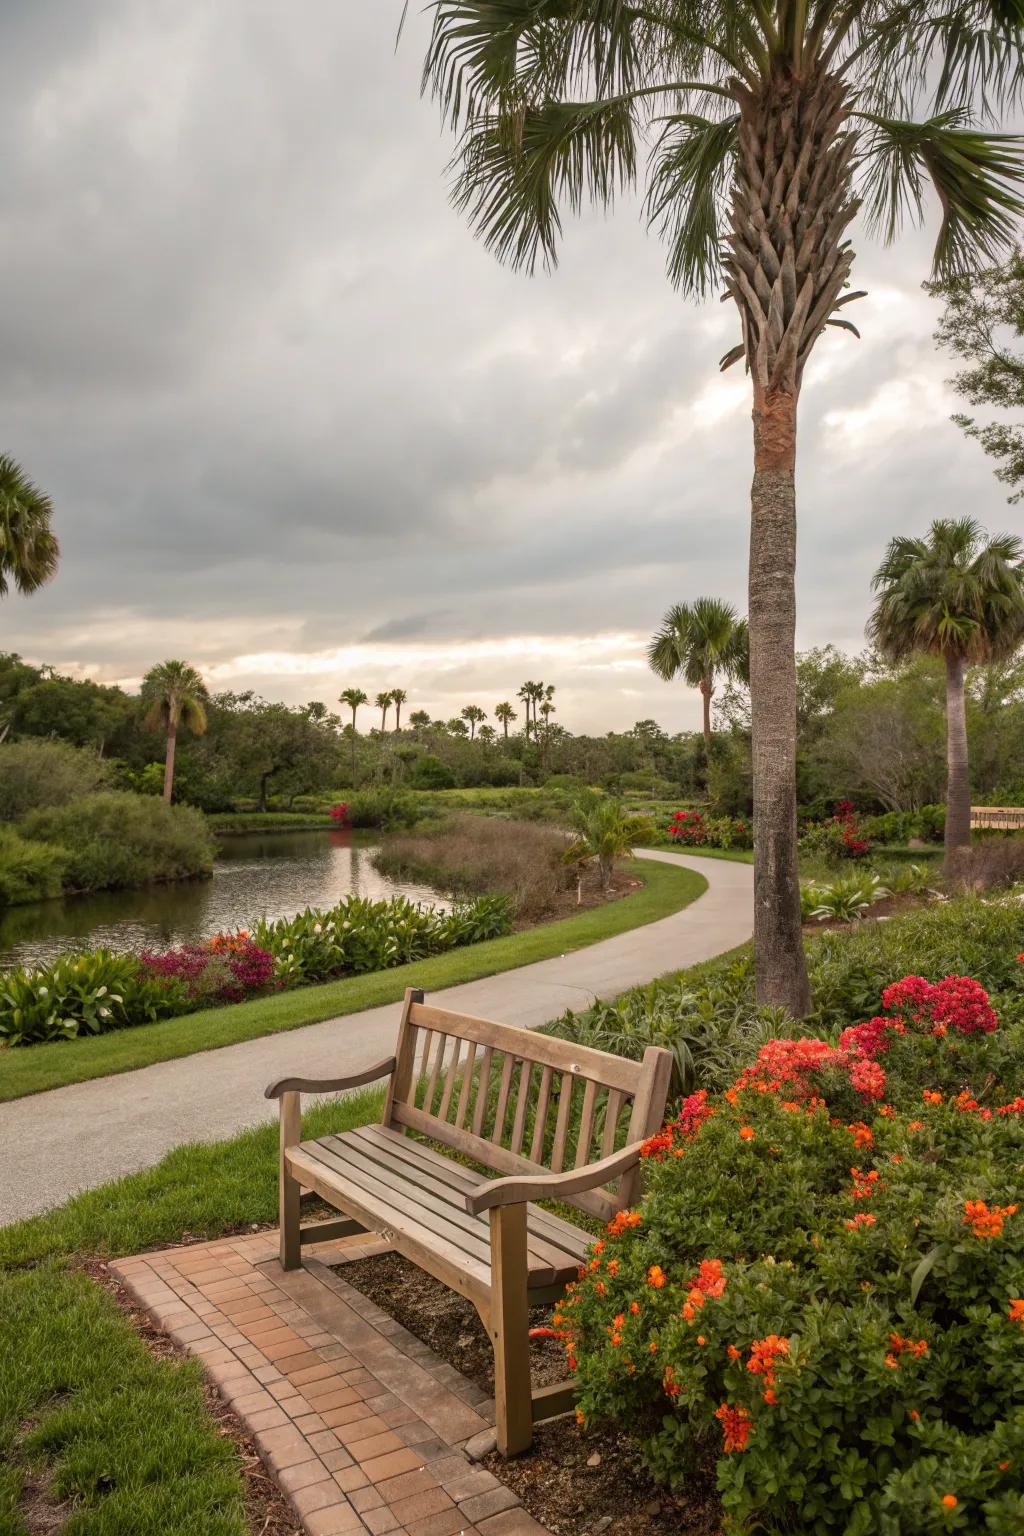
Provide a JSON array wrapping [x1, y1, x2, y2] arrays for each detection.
[[266, 987, 672, 1455]]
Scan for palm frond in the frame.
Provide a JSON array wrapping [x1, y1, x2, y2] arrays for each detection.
[[452, 93, 638, 271], [645, 112, 739, 295], [859, 109, 1024, 275]]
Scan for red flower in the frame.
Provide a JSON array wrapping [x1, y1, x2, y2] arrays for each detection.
[[715, 1402, 752, 1453]]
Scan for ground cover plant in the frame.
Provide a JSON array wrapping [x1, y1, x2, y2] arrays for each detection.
[[563, 962, 1024, 1533]]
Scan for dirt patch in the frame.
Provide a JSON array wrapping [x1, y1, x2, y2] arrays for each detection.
[[336, 1251, 722, 1536], [79, 1258, 302, 1536], [16, 1463, 71, 1536]]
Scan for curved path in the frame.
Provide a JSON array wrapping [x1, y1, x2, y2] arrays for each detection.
[[0, 851, 752, 1225]]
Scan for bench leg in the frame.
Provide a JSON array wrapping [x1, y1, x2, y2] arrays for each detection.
[[279, 1090, 302, 1271], [489, 1204, 531, 1456]]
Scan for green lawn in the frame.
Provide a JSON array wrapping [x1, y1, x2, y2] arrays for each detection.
[[0, 857, 706, 1103], [0, 1088, 385, 1536]]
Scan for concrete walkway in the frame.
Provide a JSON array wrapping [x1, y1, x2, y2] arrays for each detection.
[[0, 850, 752, 1225]]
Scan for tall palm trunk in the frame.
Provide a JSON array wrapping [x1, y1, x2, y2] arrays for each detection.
[[163, 720, 177, 803], [350, 709, 358, 786], [726, 67, 857, 1015], [944, 654, 972, 867], [699, 678, 713, 761]]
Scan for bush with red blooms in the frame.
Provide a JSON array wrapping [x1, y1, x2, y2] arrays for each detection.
[[328, 802, 350, 824], [666, 810, 753, 851], [564, 969, 1024, 1534], [799, 799, 872, 860], [140, 933, 275, 1007]]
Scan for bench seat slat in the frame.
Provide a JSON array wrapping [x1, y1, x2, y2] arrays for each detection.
[[352, 1125, 590, 1265], [345, 1126, 588, 1273]]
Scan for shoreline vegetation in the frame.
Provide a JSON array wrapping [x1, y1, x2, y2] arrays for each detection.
[[0, 856, 706, 1102]]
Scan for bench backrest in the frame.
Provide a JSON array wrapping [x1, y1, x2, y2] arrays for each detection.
[[382, 989, 673, 1222]]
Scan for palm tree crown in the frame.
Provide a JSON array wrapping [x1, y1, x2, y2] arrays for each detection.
[[0, 454, 60, 597], [494, 701, 517, 739], [141, 659, 208, 804], [868, 516, 1024, 866], [649, 597, 748, 756]]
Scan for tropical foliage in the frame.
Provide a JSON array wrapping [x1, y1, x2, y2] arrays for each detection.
[[564, 795, 655, 889], [141, 659, 209, 804], [868, 518, 1024, 868], [412, 0, 1024, 1015], [22, 792, 215, 896], [0, 453, 59, 598], [649, 599, 748, 758]]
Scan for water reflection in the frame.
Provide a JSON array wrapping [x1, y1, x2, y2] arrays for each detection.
[[0, 828, 447, 968]]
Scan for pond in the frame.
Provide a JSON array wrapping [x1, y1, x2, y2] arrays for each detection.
[[0, 828, 448, 970]]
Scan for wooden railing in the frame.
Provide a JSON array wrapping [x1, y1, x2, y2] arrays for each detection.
[[970, 806, 1024, 831]]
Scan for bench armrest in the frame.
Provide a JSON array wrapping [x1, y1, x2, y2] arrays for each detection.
[[265, 1057, 396, 1100], [464, 1140, 647, 1216]]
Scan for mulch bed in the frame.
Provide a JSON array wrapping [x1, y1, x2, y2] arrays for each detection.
[[337, 1251, 722, 1536], [77, 1258, 302, 1536], [510, 870, 643, 931]]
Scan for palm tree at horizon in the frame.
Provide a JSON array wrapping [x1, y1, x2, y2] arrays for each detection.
[[494, 701, 517, 740], [141, 659, 208, 803], [867, 517, 1024, 872], [391, 688, 408, 733], [414, 0, 1024, 1014], [0, 454, 59, 599], [648, 599, 749, 761], [461, 703, 486, 739], [375, 690, 392, 734], [339, 687, 368, 785]]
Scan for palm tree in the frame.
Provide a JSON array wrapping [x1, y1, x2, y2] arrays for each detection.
[[564, 796, 655, 891], [375, 691, 392, 733], [494, 701, 517, 740], [409, 708, 431, 739], [539, 698, 557, 767], [867, 518, 1024, 871], [141, 660, 208, 803], [0, 454, 59, 597], [391, 688, 408, 733], [339, 687, 368, 785], [648, 599, 749, 761], [415, 2, 1024, 1015], [461, 703, 486, 740], [478, 723, 497, 745]]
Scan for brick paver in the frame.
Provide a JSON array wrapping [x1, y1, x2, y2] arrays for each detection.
[[112, 1231, 552, 1536]]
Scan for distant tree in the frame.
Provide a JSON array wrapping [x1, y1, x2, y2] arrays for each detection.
[[648, 599, 749, 761], [141, 660, 208, 803], [932, 250, 1024, 501], [447, 716, 470, 738], [339, 688, 368, 785], [391, 688, 408, 733], [564, 796, 655, 891], [494, 701, 517, 740], [478, 723, 497, 745], [539, 698, 556, 767], [517, 681, 545, 739], [408, 709, 431, 738], [304, 700, 329, 723], [375, 691, 393, 733], [461, 703, 486, 740], [868, 518, 1024, 868], [0, 454, 59, 598]]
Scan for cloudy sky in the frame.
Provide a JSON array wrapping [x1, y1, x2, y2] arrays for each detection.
[[1, 2, 1015, 735]]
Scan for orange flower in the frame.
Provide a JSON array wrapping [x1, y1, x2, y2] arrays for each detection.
[[908, 1409, 920, 1422], [714, 1402, 752, 1453], [663, 1365, 681, 1399], [647, 1265, 667, 1289], [1009, 1299, 1024, 1325], [923, 1090, 943, 1106], [575, 1407, 585, 1425], [649, 1339, 658, 1355], [884, 1353, 900, 1370], [964, 1199, 1018, 1239], [889, 1332, 928, 1360], [908, 1120, 924, 1132], [727, 1344, 741, 1361], [606, 1259, 619, 1278], [1000, 1460, 1011, 1471], [747, 1335, 789, 1390], [696, 1335, 706, 1346], [845, 1212, 876, 1230], [739, 1125, 755, 1141], [762, 1388, 777, 1405], [847, 1121, 874, 1149], [942, 1495, 957, 1510], [607, 1208, 642, 1237], [593, 1239, 605, 1255], [594, 1280, 606, 1296], [629, 1300, 640, 1316]]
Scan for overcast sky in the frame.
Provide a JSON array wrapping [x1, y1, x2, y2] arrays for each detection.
[[1, 1, 1016, 736]]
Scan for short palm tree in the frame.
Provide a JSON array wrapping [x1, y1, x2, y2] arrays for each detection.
[[0, 454, 59, 597], [494, 701, 517, 739], [867, 517, 1024, 870], [375, 691, 393, 733], [339, 687, 368, 784], [564, 796, 655, 890], [141, 660, 208, 803], [413, 2, 1024, 1016], [409, 708, 431, 738], [391, 688, 408, 733], [649, 599, 749, 760], [461, 703, 486, 739]]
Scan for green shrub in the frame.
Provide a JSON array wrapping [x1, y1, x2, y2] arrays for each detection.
[[23, 791, 215, 893], [251, 891, 512, 985], [566, 984, 1024, 1534], [0, 739, 113, 822], [801, 872, 891, 923], [860, 805, 946, 846], [0, 826, 69, 905], [345, 787, 420, 829], [408, 755, 457, 790], [0, 950, 176, 1046]]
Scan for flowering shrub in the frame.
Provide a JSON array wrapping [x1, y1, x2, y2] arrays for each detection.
[[799, 800, 872, 861], [140, 934, 275, 1006], [565, 972, 1024, 1534], [667, 810, 753, 850], [328, 802, 350, 824]]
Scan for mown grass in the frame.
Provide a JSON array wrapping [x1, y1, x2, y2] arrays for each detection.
[[0, 1090, 385, 1536], [0, 858, 706, 1103]]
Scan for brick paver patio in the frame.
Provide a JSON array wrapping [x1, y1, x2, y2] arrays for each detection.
[[112, 1229, 551, 1536]]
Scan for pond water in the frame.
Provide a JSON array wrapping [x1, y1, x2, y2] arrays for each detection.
[[0, 828, 448, 970]]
